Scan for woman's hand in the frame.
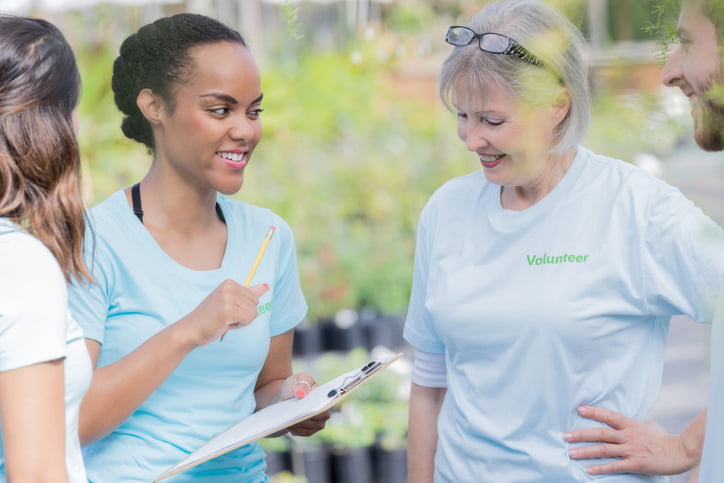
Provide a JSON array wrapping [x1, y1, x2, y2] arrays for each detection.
[[280, 373, 330, 437], [178, 280, 269, 347], [565, 405, 702, 476]]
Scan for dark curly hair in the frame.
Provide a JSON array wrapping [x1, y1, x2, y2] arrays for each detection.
[[0, 14, 91, 282], [112, 13, 246, 151]]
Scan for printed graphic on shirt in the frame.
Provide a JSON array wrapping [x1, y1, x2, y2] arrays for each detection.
[[526, 253, 589, 266], [258, 301, 272, 314]]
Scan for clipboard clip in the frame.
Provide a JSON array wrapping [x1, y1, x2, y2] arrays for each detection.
[[326, 360, 382, 398]]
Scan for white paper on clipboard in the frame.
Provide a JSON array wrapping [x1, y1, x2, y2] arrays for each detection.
[[154, 352, 403, 481]]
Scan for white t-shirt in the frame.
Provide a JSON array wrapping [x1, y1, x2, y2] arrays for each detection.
[[699, 281, 724, 482], [0, 218, 91, 482], [404, 146, 724, 482]]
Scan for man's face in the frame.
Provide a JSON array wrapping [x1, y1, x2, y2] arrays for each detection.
[[662, 0, 724, 151]]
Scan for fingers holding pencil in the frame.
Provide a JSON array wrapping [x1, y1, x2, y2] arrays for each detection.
[[180, 280, 269, 347], [219, 225, 276, 342]]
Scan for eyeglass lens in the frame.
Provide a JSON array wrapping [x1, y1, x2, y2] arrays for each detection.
[[446, 27, 474, 45], [447, 27, 511, 54], [479, 34, 510, 53]]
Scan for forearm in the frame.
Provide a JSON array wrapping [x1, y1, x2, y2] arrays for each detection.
[[254, 379, 286, 410], [79, 321, 197, 445], [254, 330, 293, 410], [408, 383, 446, 483]]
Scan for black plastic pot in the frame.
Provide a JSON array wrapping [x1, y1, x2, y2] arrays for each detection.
[[330, 446, 373, 483], [373, 446, 407, 483]]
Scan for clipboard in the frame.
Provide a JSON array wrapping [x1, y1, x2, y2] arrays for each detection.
[[154, 352, 403, 481]]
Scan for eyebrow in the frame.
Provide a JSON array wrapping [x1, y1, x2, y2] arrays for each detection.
[[200, 92, 238, 104], [453, 106, 504, 116], [199, 92, 264, 106]]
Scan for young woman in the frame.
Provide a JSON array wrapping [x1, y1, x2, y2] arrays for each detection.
[[69, 13, 327, 482], [0, 14, 92, 483]]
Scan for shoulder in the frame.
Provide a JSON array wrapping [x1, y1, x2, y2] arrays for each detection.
[[0, 222, 67, 343], [576, 146, 677, 198], [0, 221, 64, 285], [218, 196, 295, 238], [83, 190, 136, 245], [421, 170, 486, 219], [435, 170, 487, 197], [86, 189, 127, 226]]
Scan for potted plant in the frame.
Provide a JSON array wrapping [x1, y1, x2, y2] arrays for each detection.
[[372, 401, 408, 483], [321, 402, 377, 483], [289, 433, 330, 483], [259, 435, 292, 477]]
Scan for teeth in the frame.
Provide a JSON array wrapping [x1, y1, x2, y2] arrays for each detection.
[[218, 152, 244, 162], [480, 154, 503, 162]]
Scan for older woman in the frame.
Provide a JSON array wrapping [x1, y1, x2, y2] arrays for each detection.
[[404, 0, 724, 481]]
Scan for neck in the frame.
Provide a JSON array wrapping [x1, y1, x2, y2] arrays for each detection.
[[135, 164, 220, 236], [501, 148, 576, 210]]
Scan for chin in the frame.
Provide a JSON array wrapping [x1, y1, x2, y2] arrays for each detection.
[[217, 180, 245, 196], [482, 170, 505, 186], [694, 102, 724, 152]]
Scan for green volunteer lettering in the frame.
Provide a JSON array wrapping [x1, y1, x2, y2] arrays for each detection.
[[525, 253, 590, 266]]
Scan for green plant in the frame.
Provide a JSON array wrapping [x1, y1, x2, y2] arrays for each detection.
[[270, 471, 306, 483], [375, 400, 409, 451], [242, 42, 469, 320], [320, 401, 377, 449], [643, 0, 681, 64], [75, 41, 148, 203], [259, 435, 291, 453], [294, 349, 410, 450], [584, 91, 689, 161]]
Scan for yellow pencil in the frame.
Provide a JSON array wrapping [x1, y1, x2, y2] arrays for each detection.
[[220, 225, 276, 342], [244, 225, 276, 287]]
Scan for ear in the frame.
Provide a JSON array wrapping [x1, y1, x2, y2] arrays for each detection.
[[136, 88, 164, 125], [550, 87, 571, 126]]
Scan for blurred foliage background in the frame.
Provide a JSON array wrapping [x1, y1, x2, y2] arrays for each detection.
[[17, 0, 690, 321]]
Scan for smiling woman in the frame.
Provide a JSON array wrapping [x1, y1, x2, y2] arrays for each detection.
[[68, 13, 329, 482], [404, 1, 724, 482], [134, 40, 263, 197]]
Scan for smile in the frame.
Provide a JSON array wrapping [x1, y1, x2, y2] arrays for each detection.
[[217, 151, 247, 169], [479, 153, 505, 168], [218, 151, 245, 162]]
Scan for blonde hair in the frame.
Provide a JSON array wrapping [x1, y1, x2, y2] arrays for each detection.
[[439, 0, 590, 154]]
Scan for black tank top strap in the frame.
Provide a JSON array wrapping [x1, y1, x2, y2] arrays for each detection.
[[131, 182, 225, 225], [131, 182, 144, 223]]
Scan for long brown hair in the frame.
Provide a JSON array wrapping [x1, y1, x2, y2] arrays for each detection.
[[0, 15, 91, 282]]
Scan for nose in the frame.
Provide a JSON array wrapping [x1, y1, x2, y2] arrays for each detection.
[[463, 122, 490, 152], [229, 115, 259, 142], [662, 45, 683, 87]]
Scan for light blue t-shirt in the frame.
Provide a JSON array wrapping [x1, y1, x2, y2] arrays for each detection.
[[404, 146, 724, 482], [699, 283, 724, 482], [69, 191, 307, 482]]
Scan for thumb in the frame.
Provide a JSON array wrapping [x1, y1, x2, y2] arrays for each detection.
[[249, 283, 270, 298]]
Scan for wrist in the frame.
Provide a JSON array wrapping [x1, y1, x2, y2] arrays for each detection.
[[677, 432, 702, 471], [167, 315, 202, 352]]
